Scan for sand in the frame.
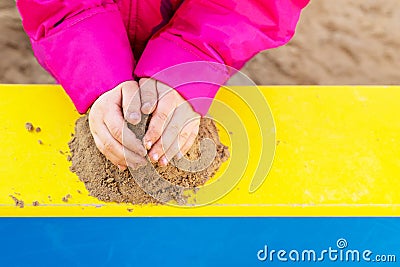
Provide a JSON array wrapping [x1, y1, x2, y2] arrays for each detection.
[[9, 195, 24, 208], [1, 0, 399, 85], [0, 1, 54, 84], [68, 115, 229, 204], [239, 0, 400, 85]]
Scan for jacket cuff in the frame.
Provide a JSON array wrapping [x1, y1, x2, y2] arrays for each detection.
[[31, 5, 134, 113], [134, 37, 230, 116]]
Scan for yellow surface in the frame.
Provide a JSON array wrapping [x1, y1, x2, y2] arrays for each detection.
[[1, 84, 400, 216]]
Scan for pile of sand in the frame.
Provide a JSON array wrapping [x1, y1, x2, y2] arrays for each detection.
[[68, 115, 229, 204]]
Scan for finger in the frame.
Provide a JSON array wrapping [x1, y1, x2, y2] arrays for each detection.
[[156, 80, 175, 97], [88, 110, 123, 165], [122, 123, 147, 156], [122, 81, 141, 125], [176, 121, 200, 159], [150, 119, 180, 166], [139, 78, 157, 114], [143, 92, 176, 153], [102, 107, 125, 144], [92, 132, 127, 169], [103, 108, 147, 156], [155, 108, 200, 166], [149, 101, 198, 165], [102, 109, 147, 167], [95, 123, 148, 169], [161, 119, 199, 165]]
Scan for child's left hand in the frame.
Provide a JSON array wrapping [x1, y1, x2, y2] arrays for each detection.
[[138, 78, 201, 166]]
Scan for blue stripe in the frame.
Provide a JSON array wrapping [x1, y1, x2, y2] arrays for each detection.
[[0, 218, 399, 266]]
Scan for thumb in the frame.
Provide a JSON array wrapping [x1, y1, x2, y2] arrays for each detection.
[[121, 81, 142, 125]]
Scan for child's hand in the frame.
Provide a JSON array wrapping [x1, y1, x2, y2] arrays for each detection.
[[89, 81, 147, 171], [139, 78, 201, 166]]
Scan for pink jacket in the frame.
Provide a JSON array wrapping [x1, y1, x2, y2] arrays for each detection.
[[17, 0, 309, 115]]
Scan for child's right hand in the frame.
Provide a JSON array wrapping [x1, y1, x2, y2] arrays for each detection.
[[89, 81, 148, 171]]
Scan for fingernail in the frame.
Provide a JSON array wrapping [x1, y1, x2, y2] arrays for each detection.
[[176, 151, 183, 160], [160, 156, 168, 166], [144, 141, 152, 150], [140, 147, 147, 157], [128, 112, 140, 122], [151, 153, 159, 162], [142, 102, 151, 112]]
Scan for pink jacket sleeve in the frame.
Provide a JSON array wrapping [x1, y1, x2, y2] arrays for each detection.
[[135, 0, 309, 116], [17, 0, 134, 113]]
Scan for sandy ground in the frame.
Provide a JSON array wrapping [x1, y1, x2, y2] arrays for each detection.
[[1, 0, 399, 85], [0, 1, 54, 84]]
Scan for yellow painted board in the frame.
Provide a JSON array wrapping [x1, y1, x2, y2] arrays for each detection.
[[0, 84, 400, 216]]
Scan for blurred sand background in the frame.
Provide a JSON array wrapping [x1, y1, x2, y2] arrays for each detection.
[[0, 0, 399, 85]]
